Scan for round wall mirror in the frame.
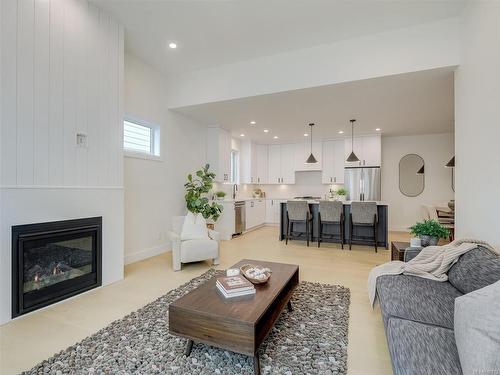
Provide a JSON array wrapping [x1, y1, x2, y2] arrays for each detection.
[[399, 154, 425, 197]]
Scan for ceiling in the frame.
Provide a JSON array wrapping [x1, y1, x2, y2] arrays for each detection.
[[91, 0, 465, 76], [174, 68, 455, 143]]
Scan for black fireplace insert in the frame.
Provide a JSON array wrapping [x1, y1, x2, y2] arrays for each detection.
[[12, 217, 102, 318]]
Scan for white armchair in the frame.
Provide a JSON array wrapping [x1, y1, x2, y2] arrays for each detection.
[[169, 216, 220, 271]]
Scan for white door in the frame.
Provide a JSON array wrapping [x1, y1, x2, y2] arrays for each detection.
[[245, 200, 255, 229], [280, 144, 296, 184], [361, 136, 381, 167], [333, 139, 345, 184], [322, 141, 335, 184], [256, 144, 268, 184], [268, 145, 281, 184], [255, 199, 266, 225], [265, 199, 274, 223]]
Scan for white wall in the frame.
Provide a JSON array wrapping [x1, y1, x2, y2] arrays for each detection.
[[455, 1, 500, 247], [167, 18, 460, 108], [0, 0, 124, 324], [123, 53, 207, 264], [381, 134, 455, 231]]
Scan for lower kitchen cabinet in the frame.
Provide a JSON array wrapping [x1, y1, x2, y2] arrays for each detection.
[[245, 199, 266, 229]]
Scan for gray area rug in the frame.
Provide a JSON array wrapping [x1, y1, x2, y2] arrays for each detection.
[[22, 270, 350, 375]]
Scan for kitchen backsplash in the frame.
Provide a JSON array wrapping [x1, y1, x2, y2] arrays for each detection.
[[212, 171, 344, 199]]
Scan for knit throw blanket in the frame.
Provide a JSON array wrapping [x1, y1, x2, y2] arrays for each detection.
[[368, 239, 496, 307]]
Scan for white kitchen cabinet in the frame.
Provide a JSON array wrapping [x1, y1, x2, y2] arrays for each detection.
[[207, 127, 232, 182], [241, 141, 258, 184], [322, 140, 345, 184], [344, 135, 381, 167], [294, 141, 322, 171], [245, 199, 266, 229], [268, 144, 295, 184], [265, 199, 286, 224], [268, 145, 282, 184], [256, 144, 268, 184]]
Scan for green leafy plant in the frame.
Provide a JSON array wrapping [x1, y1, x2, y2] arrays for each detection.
[[409, 220, 449, 239], [184, 164, 224, 222], [336, 187, 348, 196], [214, 191, 226, 198]]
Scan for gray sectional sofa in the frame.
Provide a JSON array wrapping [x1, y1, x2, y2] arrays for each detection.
[[376, 245, 500, 375]]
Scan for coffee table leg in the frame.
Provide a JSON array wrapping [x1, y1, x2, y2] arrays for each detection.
[[287, 300, 293, 312], [185, 339, 193, 356], [253, 354, 260, 375]]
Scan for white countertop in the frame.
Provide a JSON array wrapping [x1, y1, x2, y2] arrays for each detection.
[[222, 198, 388, 205]]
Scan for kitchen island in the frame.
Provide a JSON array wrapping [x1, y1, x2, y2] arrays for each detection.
[[279, 201, 389, 249]]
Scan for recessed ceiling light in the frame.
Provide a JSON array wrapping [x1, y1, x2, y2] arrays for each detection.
[[303, 133, 309, 137], [263, 129, 269, 133], [273, 136, 278, 139], [250, 121, 256, 125], [338, 130, 344, 134], [375, 128, 381, 131], [168, 42, 177, 49], [240, 133, 245, 137]]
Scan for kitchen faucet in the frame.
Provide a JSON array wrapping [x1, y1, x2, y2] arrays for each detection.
[[232, 184, 238, 199]]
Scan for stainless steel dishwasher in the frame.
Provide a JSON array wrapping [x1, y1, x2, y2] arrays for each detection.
[[234, 201, 246, 235]]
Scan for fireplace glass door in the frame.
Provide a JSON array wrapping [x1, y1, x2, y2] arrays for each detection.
[[12, 217, 102, 317]]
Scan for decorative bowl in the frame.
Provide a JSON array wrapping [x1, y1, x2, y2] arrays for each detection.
[[240, 264, 272, 284]]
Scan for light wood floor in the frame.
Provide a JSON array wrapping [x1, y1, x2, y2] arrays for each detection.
[[0, 227, 410, 375]]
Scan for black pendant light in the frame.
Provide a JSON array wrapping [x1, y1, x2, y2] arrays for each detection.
[[417, 165, 425, 174], [346, 119, 360, 162], [445, 156, 455, 168], [305, 123, 318, 164]]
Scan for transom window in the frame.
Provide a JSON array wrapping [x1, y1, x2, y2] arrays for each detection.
[[123, 118, 160, 157]]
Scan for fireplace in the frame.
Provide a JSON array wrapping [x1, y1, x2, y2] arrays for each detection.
[[12, 217, 102, 318]]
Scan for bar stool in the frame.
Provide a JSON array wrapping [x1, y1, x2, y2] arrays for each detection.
[[286, 200, 313, 247], [318, 200, 344, 249], [349, 202, 378, 252]]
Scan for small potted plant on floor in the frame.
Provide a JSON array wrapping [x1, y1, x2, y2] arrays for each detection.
[[409, 219, 449, 246], [335, 187, 348, 202], [184, 164, 224, 229]]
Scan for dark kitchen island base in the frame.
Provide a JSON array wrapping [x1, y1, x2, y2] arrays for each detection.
[[279, 202, 389, 249]]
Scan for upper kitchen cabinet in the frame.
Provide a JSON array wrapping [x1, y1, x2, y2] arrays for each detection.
[[322, 140, 345, 184], [344, 135, 381, 167], [207, 127, 232, 182], [268, 144, 295, 184], [240, 140, 258, 184], [241, 142, 268, 184], [256, 144, 269, 184], [294, 142, 322, 171]]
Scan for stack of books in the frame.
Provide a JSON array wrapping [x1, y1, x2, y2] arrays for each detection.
[[216, 275, 255, 298]]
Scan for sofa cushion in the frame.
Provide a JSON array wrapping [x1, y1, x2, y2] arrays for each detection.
[[180, 239, 218, 263], [377, 274, 462, 329], [387, 318, 462, 375], [454, 280, 500, 375], [181, 212, 209, 240], [448, 245, 500, 294]]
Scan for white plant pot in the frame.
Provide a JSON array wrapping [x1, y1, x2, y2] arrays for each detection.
[[337, 195, 347, 202]]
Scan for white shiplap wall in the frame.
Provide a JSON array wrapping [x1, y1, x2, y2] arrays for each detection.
[[0, 0, 125, 324], [1, 0, 124, 188]]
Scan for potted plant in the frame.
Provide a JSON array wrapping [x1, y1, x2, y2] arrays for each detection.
[[214, 191, 226, 201], [335, 187, 348, 202], [409, 219, 449, 246], [184, 164, 224, 227]]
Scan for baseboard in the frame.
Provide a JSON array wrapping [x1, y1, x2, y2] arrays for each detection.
[[124, 242, 171, 265]]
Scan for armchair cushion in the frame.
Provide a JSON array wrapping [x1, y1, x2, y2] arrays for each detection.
[[181, 212, 209, 240], [180, 239, 218, 263]]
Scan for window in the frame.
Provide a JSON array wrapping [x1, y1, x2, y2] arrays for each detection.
[[230, 150, 239, 184], [123, 118, 160, 157]]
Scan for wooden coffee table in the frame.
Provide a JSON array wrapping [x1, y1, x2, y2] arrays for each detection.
[[169, 259, 299, 375]]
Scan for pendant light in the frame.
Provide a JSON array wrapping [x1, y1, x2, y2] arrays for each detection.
[[305, 123, 318, 164], [445, 156, 455, 168], [346, 119, 360, 162]]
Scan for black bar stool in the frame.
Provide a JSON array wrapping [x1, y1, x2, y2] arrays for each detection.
[[318, 200, 344, 249], [349, 201, 378, 252], [286, 200, 312, 247]]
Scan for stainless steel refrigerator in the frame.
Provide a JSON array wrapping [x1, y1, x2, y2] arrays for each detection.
[[344, 167, 381, 201]]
